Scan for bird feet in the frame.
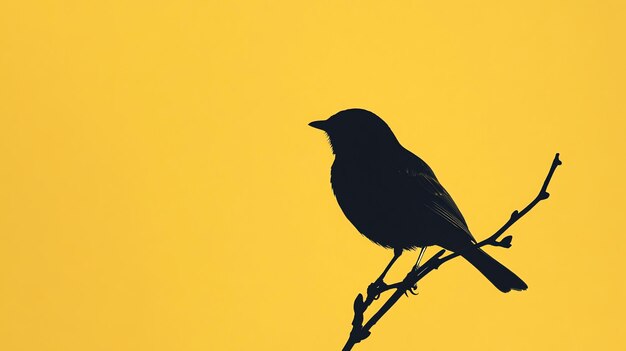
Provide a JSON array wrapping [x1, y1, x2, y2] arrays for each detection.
[[403, 264, 421, 296], [368, 279, 418, 299], [367, 280, 391, 300], [404, 282, 419, 297]]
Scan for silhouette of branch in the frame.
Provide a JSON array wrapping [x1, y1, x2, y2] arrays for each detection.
[[342, 153, 562, 351]]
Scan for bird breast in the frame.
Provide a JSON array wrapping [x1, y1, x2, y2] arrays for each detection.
[[330, 159, 422, 249]]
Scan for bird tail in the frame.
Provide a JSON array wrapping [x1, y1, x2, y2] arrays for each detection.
[[462, 248, 527, 293]]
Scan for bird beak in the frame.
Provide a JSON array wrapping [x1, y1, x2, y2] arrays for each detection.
[[308, 120, 327, 131]]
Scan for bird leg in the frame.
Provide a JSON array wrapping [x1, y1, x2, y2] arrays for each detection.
[[367, 248, 402, 300], [406, 247, 427, 296], [413, 246, 427, 270]]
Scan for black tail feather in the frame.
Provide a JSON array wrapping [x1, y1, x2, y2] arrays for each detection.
[[462, 248, 527, 293]]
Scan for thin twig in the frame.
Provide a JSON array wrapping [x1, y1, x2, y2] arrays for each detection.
[[342, 153, 562, 351]]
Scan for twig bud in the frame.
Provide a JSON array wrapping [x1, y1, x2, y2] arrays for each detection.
[[499, 235, 513, 248], [354, 294, 365, 313]]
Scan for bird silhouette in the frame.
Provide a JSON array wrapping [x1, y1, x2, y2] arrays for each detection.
[[310, 108, 527, 293]]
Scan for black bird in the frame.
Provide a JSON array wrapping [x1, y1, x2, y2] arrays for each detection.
[[309, 108, 527, 293]]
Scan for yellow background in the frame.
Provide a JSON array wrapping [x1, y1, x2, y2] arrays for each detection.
[[1, 1, 624, 350]]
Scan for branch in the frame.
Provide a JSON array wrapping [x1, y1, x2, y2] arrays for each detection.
[[342, 153, 562, 351]]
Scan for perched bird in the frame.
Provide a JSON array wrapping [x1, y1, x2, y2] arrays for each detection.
[[309, 108, 527, 293]]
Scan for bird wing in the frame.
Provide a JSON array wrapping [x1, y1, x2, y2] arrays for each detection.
[[397, 152, 475, 241]]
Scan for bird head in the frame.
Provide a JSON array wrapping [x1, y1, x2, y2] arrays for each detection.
[[309, 108, 400, 158]]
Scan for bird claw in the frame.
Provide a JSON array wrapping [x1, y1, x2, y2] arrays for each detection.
[[367, 280, 389, 300], [404, 283, 419, 297]]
